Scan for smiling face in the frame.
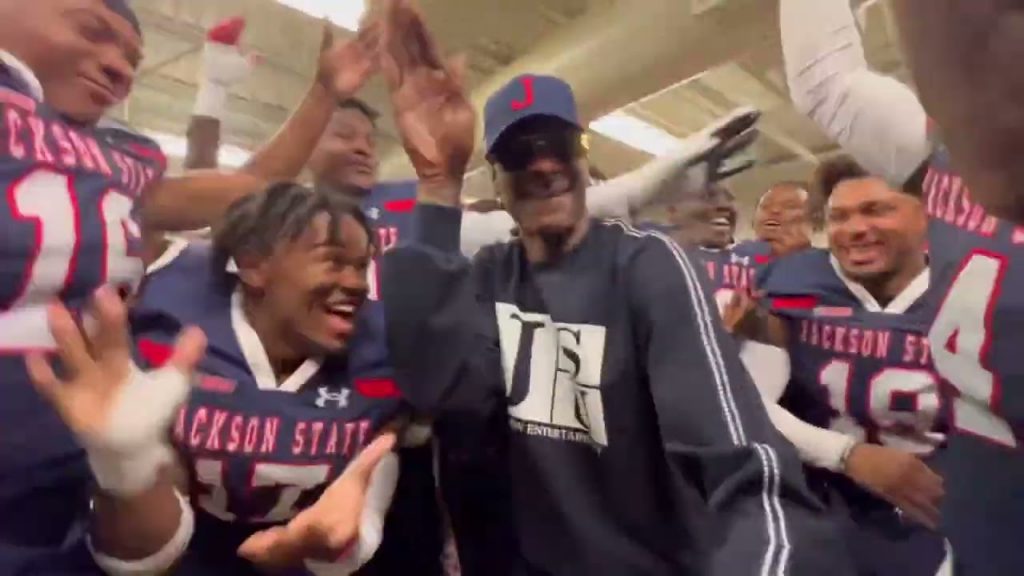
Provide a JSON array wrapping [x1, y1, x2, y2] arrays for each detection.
[[826, 176, 927, 283], [490, 116, 589, 239], [667, 184, 737, 249], [249, 212, 373, 356], [754, 183, 812, 246], [5, 0, 142, 124], [308, 105, 380, 193]]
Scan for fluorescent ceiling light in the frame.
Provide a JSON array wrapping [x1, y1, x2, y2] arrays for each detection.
[[589, 111, 682, 157], [276, 0, 365, 31], [144, 131, 252, 169]]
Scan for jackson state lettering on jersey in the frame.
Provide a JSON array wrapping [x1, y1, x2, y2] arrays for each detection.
[[1, 85, 162, 198], [697, 240, 773, 309], [173, 405, 372, 461], [760, 250, 945, 455]]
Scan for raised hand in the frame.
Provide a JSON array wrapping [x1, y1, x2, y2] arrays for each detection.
[[379, 0, 476, 187], [317, 19, 381, 100], [677, 107, 761, 194], [238, 432, 398, 570], [26, 287, 206, 495], [720, 289, 759, 335]]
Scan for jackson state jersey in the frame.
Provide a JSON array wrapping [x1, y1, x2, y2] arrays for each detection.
[[696, 240, 773, 309], [758, 249, 946, 509], [132, 242, 405, 575], [0, 54, 164, 550], [920, 144, 1024, 575]]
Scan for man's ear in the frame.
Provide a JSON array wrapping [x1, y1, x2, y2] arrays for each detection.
[[236, 255, 269, 291]]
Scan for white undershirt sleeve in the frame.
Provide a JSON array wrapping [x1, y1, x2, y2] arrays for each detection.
[[742, 341, 856, 472], [781, 0, 930, 184]]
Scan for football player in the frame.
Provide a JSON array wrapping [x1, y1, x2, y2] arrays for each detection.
[[0, 0, 378, 571], [781, 0, 1023, 572], [727, 156, 947, 576], [754, 182, 816, 254], [30, 183, 402, 575]]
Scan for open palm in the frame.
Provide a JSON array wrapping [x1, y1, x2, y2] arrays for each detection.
[[318, 20, 381, 99], [380, 0, 476, 183], [25, 287, 205, 450]]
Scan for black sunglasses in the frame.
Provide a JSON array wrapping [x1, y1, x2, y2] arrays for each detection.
[[490, 128, 587, 172]]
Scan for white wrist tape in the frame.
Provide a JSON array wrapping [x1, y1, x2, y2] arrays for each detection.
[[306, 453, 400, 575], [85, 365, 192, 497], [89, 489, 194, 576], [88, 443, 174, 498], [193, 81, 229, 119]]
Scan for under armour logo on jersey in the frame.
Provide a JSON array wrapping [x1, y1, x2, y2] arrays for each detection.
[[730, 252, 750, 266], [315, 387, 350, 409], [366, 207, 380, 220]]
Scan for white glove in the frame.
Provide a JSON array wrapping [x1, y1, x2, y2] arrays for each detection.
[[673, 106, 760, 195], [195, 17, 258, 118], [584, 107, 761, 220]]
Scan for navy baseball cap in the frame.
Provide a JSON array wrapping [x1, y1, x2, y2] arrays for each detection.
[[484, 74, 581, 153]]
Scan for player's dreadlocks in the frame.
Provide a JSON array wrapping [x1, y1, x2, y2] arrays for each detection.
[[211, 181, 375, 287]]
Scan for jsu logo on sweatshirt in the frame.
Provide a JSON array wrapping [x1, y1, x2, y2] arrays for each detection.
[[495, 303, 608, 448]]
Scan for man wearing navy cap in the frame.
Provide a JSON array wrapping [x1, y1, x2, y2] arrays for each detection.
[[375, 2, 855, 573]]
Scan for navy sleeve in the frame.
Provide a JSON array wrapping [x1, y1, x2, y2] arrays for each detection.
[[628, 236, 854, 576], [380, 204, 504, 420]]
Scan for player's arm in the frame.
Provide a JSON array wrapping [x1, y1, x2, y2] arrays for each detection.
[[88, 465, 194, 576], [186, 16, 256, 171], [587, 107, 760, 218], [138, 25, 378, 233], [138, 80, 333, 232], [381, 203, 505, 420], [781, 0, 929, 185], [24, 290, 202, 575], [628, 238, 854, 576]]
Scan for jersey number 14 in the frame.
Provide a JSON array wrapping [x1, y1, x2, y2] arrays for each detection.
[[930, 251, 1016, 448]]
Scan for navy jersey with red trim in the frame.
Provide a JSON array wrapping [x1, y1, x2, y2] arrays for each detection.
[[695, 240, 773, 309], [131, 243, 405, 575], [758, 249, 946, 508], [356, 180, 445, 576], [0, 58, 165, 552], [919, 145, 1024, 574]]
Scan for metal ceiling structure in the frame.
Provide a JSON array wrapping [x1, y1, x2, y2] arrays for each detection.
[[124, 0, 909, 230]]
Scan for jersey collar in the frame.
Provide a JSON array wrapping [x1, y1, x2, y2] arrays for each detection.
[[230, 290, 322, 392], [0, 51, 44, 101], [829, 254, 930, 314]]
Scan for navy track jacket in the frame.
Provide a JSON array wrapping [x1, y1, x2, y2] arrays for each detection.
[[381, 204, 853, 576]]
